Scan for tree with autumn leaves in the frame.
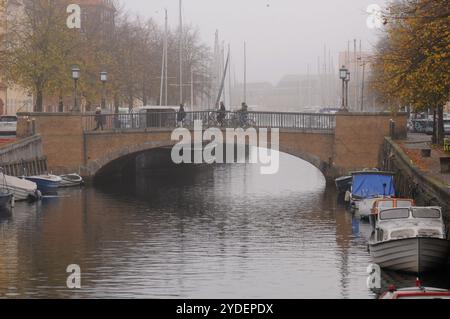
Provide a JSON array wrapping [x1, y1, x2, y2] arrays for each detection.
[[2, 1, 80, 112], [370, 0, 449, 145], [1, 0, 211, 113]]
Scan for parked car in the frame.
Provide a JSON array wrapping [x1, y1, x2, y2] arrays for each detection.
[[0, 116, 17, 136]]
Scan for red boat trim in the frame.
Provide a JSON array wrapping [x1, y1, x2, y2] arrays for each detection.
[[392, 292, 450, 299]]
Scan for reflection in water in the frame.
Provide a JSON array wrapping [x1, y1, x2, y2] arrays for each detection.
[[0, 152, 448, 298]]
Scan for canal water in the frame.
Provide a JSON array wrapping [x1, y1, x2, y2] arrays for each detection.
[[0, 152, 449, 299]]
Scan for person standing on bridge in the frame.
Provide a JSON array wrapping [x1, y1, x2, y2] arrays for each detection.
[[239, 102, 249, 127], [94, 107, 104, 131], [217, 102, 226, 126], [177, 104, 186, 127]]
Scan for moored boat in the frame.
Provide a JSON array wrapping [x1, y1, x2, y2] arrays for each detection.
[[24, 174, 62, 195], [369, 207, 450, 274], [0, 173, 41, 202], [335, 175, 352, 194], [60, 174, 84, 188], [380, 279, 450, 299], [348, 170, 396, 218]]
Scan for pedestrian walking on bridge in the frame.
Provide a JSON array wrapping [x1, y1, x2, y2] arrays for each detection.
[[94, 107, 104, 131]]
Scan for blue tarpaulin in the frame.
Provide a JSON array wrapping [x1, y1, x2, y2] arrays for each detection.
[[352, 173, 395, 199]]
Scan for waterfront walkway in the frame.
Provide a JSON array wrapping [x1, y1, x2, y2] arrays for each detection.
[[398, 133, 450, 186]]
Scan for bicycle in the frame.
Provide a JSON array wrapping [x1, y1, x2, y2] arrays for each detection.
[[237, 112, 256, 128]]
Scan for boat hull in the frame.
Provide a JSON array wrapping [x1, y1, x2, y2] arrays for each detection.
[[370, 237, 450, 274], [356, 198, 380, 218], [59, 174, 84, 188], [0, 174, 39, 202], [5, 185, 39, 201], [24, 177, 60, 194], [0, 193, 13, 211]]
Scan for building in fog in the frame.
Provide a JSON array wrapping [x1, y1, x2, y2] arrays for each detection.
[[230, 73, 340, 113], [0, 0, 33, 115], [71, 0, 116, 37]]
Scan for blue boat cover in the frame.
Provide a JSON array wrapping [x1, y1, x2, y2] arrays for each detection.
[[352, 174, 395, 199]]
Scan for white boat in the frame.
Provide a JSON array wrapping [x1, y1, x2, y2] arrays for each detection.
[[369, 207, 450, 274], [0, 173, 41, 202], [60, 174, 84, 188], [24, 174, 62, 194]]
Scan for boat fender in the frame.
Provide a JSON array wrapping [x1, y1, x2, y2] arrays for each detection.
[[11, 196, 15, 208]]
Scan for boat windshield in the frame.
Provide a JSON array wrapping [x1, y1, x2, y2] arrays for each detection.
[[412, 208, 441, 219], [397, 200, 413, 208], [377, 201, 394, 209], [379, 208, 410, 221]]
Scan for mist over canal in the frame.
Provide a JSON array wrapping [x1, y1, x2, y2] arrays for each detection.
[[0, 151, 449, 298]]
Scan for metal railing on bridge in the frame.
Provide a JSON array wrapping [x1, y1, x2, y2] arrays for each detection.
[[82, 111, 336, 133]]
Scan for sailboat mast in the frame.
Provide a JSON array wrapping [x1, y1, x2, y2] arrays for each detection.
[[164, 9, 168, 106], [179, 0, 183, 105], [228, 44, 232, 108], [244, 41, 247, 104], [191, 68, 194, 110], [222, 42, 226, 106], [159, 10, 166, 106], [215, 47, 230, 108]]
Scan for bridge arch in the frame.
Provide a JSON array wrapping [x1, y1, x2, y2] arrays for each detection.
[[85, 130, 335, 180], [89, 143, 332, 181], [86, 139, 177, 178], [277, 146, 332, 178]]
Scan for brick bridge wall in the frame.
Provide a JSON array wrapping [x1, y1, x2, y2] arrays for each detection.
[[17, 112, 407, 180]]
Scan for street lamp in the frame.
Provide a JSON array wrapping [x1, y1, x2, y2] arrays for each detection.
[[100, 71, 107, 109], [339, 65, 348, 110], [71, 65, 80, 112]]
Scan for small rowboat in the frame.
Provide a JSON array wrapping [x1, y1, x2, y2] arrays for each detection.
[[25, 175, 62, 195], [60, 174, 84, 188]]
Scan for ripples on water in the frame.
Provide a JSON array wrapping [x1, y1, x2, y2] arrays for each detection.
[[0, 151, 449, 299]]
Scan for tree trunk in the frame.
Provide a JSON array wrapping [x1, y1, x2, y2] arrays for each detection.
[[142, 83, 147, 106], [437, 104, 445, 146], [114, 94, 119, 114], [432, 109, 437, 145], [128, 94, 133, 111], [58, 94, 64, 113], [35, 89, 43, 112]]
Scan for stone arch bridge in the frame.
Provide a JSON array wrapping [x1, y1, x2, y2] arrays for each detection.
[[17, 111, 407, 181]]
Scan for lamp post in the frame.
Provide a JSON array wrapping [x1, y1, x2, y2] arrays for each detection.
[[345, 70, 351, 110], [100, 71, 107, 110], [339, 65, 348, 110], [71, 65, 80, 112]]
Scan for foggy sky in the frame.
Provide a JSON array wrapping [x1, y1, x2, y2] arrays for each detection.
[[123, 0, 388, 84]]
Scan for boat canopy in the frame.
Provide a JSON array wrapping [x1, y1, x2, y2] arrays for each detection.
[[351, 173, 395, 199]]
